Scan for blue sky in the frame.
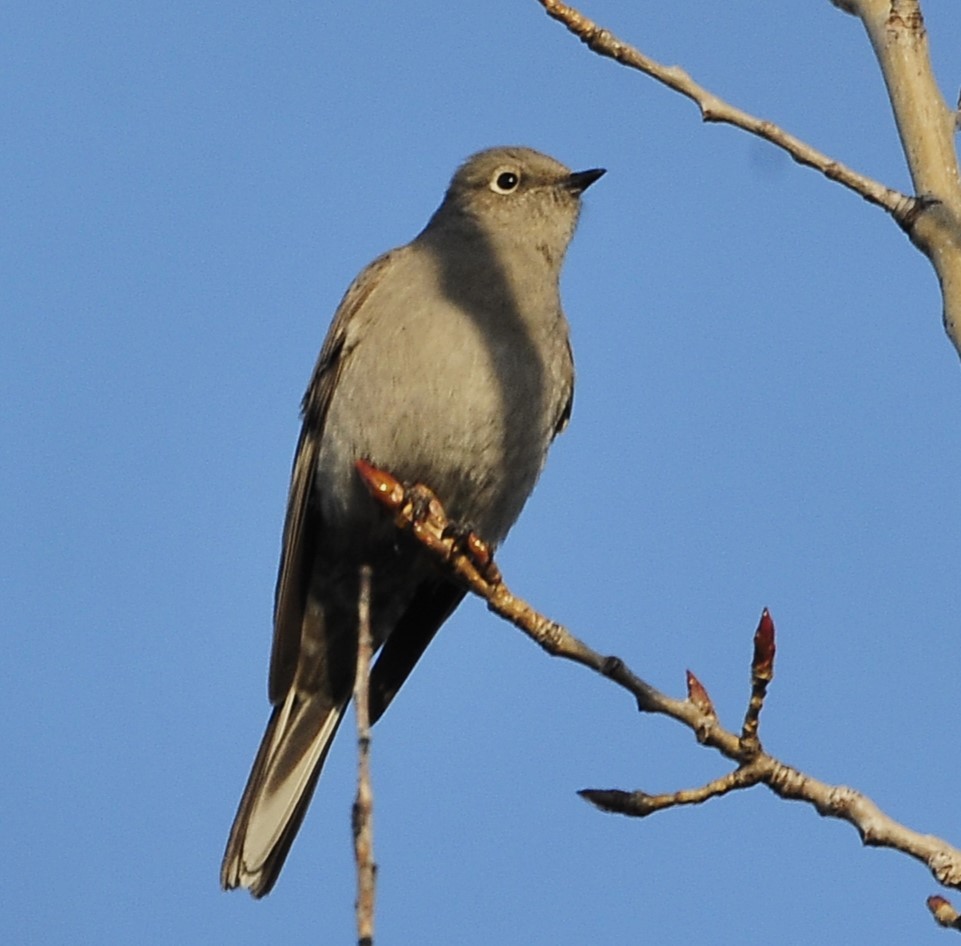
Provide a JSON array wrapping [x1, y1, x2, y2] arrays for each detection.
[[4, 2, 960, 943]]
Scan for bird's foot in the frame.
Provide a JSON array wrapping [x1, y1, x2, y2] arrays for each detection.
[[442, 521, 502, 586]]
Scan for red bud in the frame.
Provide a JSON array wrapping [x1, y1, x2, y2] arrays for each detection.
[[355, 458, 405, 509], [686, 669, 716, 716], [752, 608, 776, 679]]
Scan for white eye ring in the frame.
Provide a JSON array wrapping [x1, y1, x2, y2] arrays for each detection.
[[490, 167, 521, 194]]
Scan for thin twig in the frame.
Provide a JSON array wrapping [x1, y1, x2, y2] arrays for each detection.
[[581, 763, 764, 817], [353, 565, 376, 946], [534, 0, 961, 359], [355, 460, 961, 895], [534, 0, 915, 224]]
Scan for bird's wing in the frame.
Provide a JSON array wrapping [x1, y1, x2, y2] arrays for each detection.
[[367, 578, 466, 724], [268, 249, 398, 704]]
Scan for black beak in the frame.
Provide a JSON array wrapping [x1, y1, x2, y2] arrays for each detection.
[[565, 167, 606, 193]]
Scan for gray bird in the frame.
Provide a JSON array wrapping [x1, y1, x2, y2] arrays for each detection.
[[221, 146, 604, 896]]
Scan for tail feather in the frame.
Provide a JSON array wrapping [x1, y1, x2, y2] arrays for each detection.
[[221, 690, 348, 897]]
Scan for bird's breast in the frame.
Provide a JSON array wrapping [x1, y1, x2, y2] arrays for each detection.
[[314, 266, 570, 547]]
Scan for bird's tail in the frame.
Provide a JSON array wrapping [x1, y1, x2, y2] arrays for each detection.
[[221, 689, 347, 897]]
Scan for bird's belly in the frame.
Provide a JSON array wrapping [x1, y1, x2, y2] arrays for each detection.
[[314, 313, 558, 547]]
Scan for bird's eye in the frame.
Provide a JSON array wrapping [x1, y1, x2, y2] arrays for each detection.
[[490, 168, 520, 194]]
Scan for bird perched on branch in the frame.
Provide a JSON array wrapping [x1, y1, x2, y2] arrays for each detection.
[[221, 146, 605, 896]]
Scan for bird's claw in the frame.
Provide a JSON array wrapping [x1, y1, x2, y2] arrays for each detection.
[[443, 521, 502, 585]]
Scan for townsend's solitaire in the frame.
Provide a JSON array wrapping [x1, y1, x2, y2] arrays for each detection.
[[221, 146, 605, 896]]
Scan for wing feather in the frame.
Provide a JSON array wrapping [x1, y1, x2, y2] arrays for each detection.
[[267, 250, 398, 703]]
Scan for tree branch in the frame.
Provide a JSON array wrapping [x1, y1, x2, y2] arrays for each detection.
[[534, 0, 914, 221], [532, 0, 961, 358], [355, 460, 961, 904], [848, 0, 961, 352]]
